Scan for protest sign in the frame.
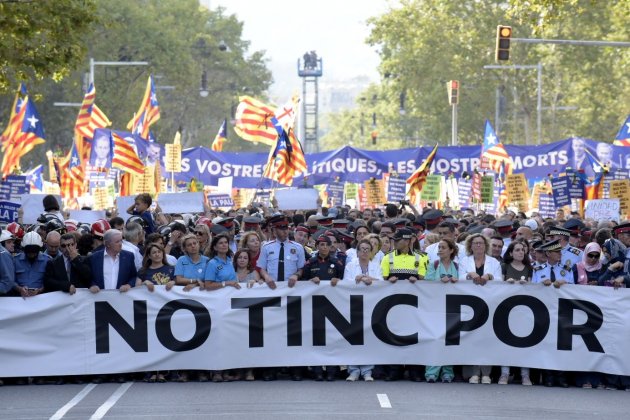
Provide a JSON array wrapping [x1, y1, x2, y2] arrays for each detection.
[[364, 179, 385, 206], [505, 173, 530, 209], [538, 193, 556, 219], [608, 180, 630, 219], [275, 188, 319, 210], [458, 178, 472, 208], [344, 183, 358, 200], [584, 199, 621, 222], [158, 192, 204, 214], [0, 201, 21, 223], [384, 173, 407, 203], [165, 143, 182, 173], [207, 194, 234, 208], [67, 210, 107, 224], [480, 175, 495, 203], [551, 176, 571, 208], [420, 175, 441, 201], [327, 181, 345, 206]]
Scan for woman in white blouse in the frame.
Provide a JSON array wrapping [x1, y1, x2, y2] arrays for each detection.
[[458, 233, 503, 385], [341, 239, 383, 285]]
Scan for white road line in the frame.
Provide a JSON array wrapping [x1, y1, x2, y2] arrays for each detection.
[[49, 383, 98, 420], [377, 393, 392, 409], [89, 382, 133, 420]]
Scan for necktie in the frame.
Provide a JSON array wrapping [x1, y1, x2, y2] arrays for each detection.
[[278, 243, 285, 282], [66, 258, 72, 282], [550, 265, 556, 282]]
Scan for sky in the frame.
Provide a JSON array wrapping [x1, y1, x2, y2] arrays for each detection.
[[207, 0, 394, 102]]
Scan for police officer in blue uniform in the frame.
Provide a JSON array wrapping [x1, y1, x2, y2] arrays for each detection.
[[547, 226, 582, 274]]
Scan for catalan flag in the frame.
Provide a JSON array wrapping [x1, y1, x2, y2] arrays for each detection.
[[262, 118, 301, 186], [57, 144, 85, 199], [1, 93, 27, 177], [585, 171, 605, 200], [1, 93, 46, 177], [406, 143, 439, 198], [613, 115, 630, 147], [75, 84, 111, 140], [1, 83, 27, 152], [24, 164, 44, 191], [211, 119, 227, 152], [234, 96, 278, 146], [127, 75, 160, 139], [111, 132, 145, 175], [276, 95, 306, 175], [497, 161, 509, 210], [480, 119, 513, 173]]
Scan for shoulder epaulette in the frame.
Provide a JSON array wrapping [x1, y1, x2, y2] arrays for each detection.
[[568, 247, 581, 256], [533, 264, 546, 271]]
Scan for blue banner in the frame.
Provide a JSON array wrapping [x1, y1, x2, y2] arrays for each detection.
[[166, 138, 630, 189], [551, 176, 571, 208], [0, 201, 21, 223]]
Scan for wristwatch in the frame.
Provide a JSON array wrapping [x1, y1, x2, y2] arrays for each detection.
[[221, 281, 226, 287]]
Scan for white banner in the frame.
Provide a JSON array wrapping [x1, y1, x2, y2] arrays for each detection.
[[1, 282, 629, 377]]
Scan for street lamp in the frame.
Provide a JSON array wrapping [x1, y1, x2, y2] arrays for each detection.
[[199, 70, 209, 97]]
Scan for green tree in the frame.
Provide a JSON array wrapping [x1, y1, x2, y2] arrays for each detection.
[[0, 0, 98, 91]]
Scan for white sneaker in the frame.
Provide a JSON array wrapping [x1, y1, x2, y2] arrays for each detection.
[[346, 372, 360, 382], [469, 375, 480, 384], [363, 374, 374, 382], [498, 374, 509, 385], [481, 376, 492, 384]]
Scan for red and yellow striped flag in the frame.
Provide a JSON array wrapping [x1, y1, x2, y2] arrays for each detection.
[[111, 132, 145, 175], [234, 96, 278, 146], [406, 143, 439, 198]]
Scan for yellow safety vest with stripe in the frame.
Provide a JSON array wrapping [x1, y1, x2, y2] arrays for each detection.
[[381, 250, 428, 280]]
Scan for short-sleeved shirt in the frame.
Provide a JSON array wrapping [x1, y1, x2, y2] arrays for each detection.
[[133, 210, 156, 235], [205, 255, 236, 283], [14, 252, 50, 288], [381, 251, 428, 280], [140, 265, 175, 285], [257, 239, 305, 282], [561, 244, 582, 271], [174, 255, 209, 280]]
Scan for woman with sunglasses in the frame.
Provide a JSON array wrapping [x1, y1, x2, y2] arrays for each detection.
[[423, 238, 458, 383], [194, 224, 212, 257]]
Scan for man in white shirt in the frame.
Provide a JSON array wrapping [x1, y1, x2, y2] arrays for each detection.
[[122, 221, 144, 270], [89, 229, 137, 293], [425, 221, 466, 264]]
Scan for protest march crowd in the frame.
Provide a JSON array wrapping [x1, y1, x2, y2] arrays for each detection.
[[1, 191, 629, 389]]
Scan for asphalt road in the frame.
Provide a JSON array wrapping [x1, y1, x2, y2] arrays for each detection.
[[2, 377, 630, 420]]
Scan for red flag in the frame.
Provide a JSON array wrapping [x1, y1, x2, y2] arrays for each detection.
[[406, 143, 439, 197]]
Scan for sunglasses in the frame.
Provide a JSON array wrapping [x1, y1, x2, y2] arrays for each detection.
[[587, 253, 600, 259], [195, 231, 205, 236]]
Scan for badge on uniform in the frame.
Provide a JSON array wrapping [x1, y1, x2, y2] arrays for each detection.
[[560, 270, 566, 276], [269, 251, 275, 255], [414, 261, 419, 268], [291, 248, 297, 254], [218, 265, 223, 270]]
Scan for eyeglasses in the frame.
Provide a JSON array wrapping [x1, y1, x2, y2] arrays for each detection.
[[587, 253, 600, 259], [195, 231, 205, 236]]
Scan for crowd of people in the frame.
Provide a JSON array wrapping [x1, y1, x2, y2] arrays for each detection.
[[1, 193, 629, 388]]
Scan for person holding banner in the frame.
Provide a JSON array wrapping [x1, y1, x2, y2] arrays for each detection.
[[0, 228, 16, 296], [174, 234, 209, 292], [424, 238, 458, 384], [239, 231, 263, 273], [44, 233, 92, 294], [458, 233, 502, 384]]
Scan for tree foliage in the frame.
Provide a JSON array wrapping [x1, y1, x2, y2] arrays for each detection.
[[0, 0, 273, 169], [321, 0, 629, 151], [0, 0, 98, 91]]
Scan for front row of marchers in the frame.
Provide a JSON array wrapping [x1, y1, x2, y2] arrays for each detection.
[[0, 194, 629, 388]]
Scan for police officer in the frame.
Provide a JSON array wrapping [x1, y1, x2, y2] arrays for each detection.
[[532, 239, 574, 287], [257, 215, 306, 287], [564, 219, 585, 248], [547, 226, 582, 274], [379, 228, 428, 381], [301, 235, 344, 381]]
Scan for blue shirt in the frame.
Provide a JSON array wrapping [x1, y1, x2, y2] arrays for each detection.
[[0, 244, 16, 293], [257, 239, 305, 282], [174, 255, 209, 280], [133, 210, 156, 235], [204, 256, 236, 282], [14, 252, 50, 288]]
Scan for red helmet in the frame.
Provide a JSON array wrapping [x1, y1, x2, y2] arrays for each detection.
[[196, 216, 213, 229], [91, 219, 111, 239], [6, 222, 25, 240], [65, 219, 79, 232]]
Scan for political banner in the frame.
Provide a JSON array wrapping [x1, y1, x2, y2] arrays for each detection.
[[538, 194, 556, 219], [480, 176, 494, 203], [505, 173, 529, 205], [0, 201, 20, 223], [364, 179, 385, 206], [551, 176, 571, 208], [565, 169, 586, 200], [584, 199, 621, 222], [384, 173, 407, 203], [326, 181, 345, 206], [420, 175, 442, 201], [3, 175, 29, 199], [608, 180, 630, 218], [1, 283, 630, 377], [167, 138, 630, 189], [207, 194, 234, 208], [457, 178, 472, 209]]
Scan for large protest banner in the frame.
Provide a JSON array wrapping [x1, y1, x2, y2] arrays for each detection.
[[1, 282, 629, 377], [168, 138, 630, 189]]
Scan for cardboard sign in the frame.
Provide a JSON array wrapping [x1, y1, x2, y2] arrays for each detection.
[[608, 180, 630, 218], [93, 187, 109, 210], [158, 192, 204, 214], [165, 143, 182, 173], [3, 175, 29, 199], [0, 201, 20, 223], [505, 173, 529, 206], [538, 193, 556, 219], [584, 199, 620, 222], [565, 169, 585, 199], [457, 178, 472, 209], [20, 194, 62, 224], [363, 179, 385, 206], [550, 176, 571, 208], [344, 183, 358, 200], [275, 188, 319, 210], [480, 175, 495, 204], [420, 175, 441, 201], [327, 182, 345, 206], [67, 210, 107, 224]]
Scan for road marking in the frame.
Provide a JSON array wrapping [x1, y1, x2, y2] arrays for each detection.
[[377, 393, 392, 408], [49, 383, 98, 420], [89, 382, 133, 420]]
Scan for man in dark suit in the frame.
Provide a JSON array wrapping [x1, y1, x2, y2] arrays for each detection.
[[45, 233, 92, 293], [89, 229, 137, 293]]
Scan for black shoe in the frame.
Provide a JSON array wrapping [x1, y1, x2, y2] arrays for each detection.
[[544, 381, 553, 387], [291, 375, 302, 381], [314, 374, 324, 381], [558, 380, 569, 388], [326, 374, 336, 382]]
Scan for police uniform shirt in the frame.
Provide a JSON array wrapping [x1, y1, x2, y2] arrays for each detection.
[[174, 255, 210, 280], [302, 254, 344, 281], [561, 244, 582, 271], [532, 262, 574, 284], [381, 250, 428, 280], [257, 239, 305, 282]]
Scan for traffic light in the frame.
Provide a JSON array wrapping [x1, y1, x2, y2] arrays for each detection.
[[371, 130, 378, 145], [447, 80, 459, 105], [495, 25, 512, 61]]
